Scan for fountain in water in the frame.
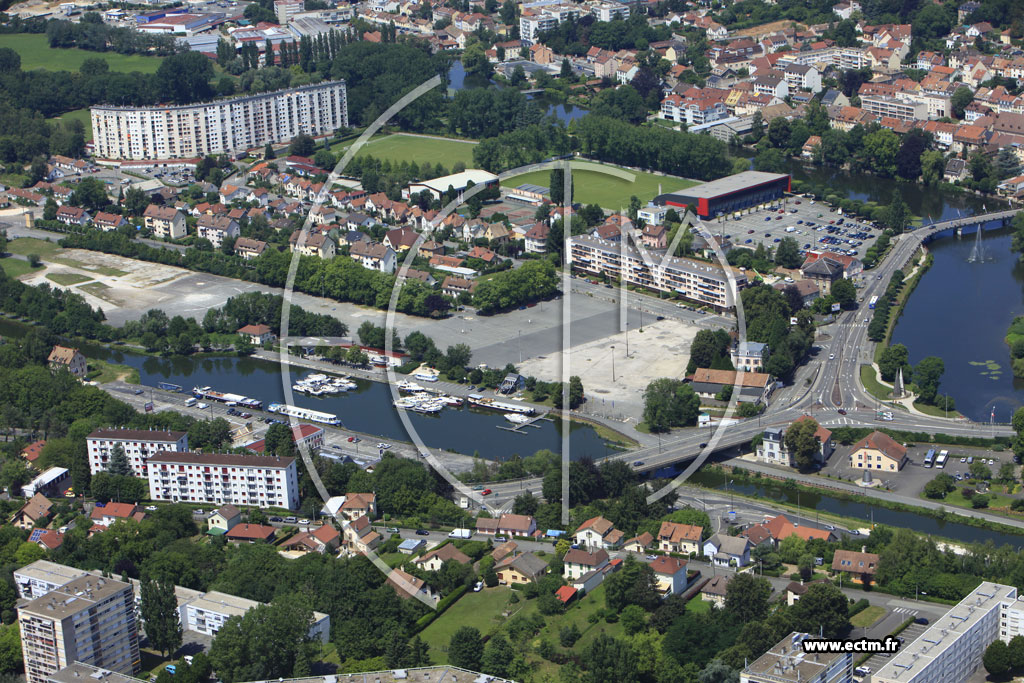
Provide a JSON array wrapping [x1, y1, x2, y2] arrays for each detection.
[[968, 225, 987, 263]]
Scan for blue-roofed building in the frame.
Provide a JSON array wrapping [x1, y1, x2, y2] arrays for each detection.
[[398, 538, 426, 554], [732, 341, 769, 372]]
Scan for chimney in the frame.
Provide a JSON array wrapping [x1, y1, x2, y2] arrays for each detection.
[[862, 545, 867, 553]]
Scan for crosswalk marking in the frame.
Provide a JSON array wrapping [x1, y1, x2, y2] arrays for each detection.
[[892, 607, 919, 615]]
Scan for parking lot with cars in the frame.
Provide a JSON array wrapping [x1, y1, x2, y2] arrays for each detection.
[[704, 196, 880, 264]]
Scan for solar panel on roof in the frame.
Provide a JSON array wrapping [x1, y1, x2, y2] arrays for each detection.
[[29, 529, 44, 543]]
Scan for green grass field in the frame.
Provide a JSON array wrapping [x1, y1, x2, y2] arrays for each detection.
[[332, 133, 477, 168], [46, 272, 93, 286], [501, 168, 697, 211], [8, 238, 127, 276], [419, 586, 522, 663], [851, 605, 886, 628], [685, 596, 712, 614], [0, 34, 165, 73], [47, 108, 93, 142], [0, 257, 42, 278]]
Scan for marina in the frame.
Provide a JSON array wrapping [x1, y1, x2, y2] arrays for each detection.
[[466, 394, 535, 415], [292, 373, 358, 396]]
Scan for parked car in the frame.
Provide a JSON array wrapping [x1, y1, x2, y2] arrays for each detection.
[[133, 388, 144, 395], [145, 505, 158, 511], [415, 529, 430, 536], [299, 519, 310, 525], [269, 516, 283, 522], [283, 516, 297, 524], [482, 488, 493, 495]]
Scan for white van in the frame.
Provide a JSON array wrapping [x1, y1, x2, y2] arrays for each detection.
[[197, 402, 209, 410], [185, 397, 197, 407]]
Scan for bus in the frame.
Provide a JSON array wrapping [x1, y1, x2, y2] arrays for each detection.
[[869, 296, 879, 309], [923, 449, 935, 468], [936, 450, 949, 469]]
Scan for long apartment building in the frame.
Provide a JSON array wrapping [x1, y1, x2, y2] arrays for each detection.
[[874, 582, 1024, 683], [18, 576, 140, 683], [777, 46, 868, 71], [519, 1, 580, 44], [860, 94, 929, 122], [146, 451, 300, 510], [569, 234, 747, 311], [91, 81, 347, 160], [86, 429, 189, 478]]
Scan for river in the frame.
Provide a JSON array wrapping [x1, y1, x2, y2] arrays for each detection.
[[446, 60, 588, 124], [688, 466, 1024, 547]]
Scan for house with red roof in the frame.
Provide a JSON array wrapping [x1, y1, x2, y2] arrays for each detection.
[[20, 440, 46, 464], [650, 556, 689, 595], [849, 431, 908, 472], [282, 524, 341, 555], [236, 324, 276, 345], [225, 523, 277, 544], [574, 516, 623, 551]]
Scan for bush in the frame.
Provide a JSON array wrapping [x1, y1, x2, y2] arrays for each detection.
[[559, 625, 581, 648], [848, 599, 870, 617], [972, 494, 990, 509]]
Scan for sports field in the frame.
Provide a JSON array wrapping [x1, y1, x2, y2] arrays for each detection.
[[502, 167, 698, 210], [0, 34, 164, 73], [47, 108, 93, 141], [333, 133, 477, 168]]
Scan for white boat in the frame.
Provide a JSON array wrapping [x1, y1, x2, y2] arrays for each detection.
[[505, 414, 532, 424], [439, 395, 463, 406], [267, 403, 341, 425], [413, 372, 439, 383]]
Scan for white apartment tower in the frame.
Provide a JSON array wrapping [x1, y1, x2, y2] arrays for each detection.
[[18, 576, 140, 683], [91, 81, 347, 160], [146, 452, 300, 510], [86, 429, 189, 478]]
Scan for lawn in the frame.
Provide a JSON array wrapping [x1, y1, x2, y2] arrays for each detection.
[[47, 108, 93, 142], [419, 586, 522, 663], [686, 596, 712, 613], [8, 238, 128, 276], [501, 167, 698, 211], [860, 365, 891, 401], [0, 257, 42, 278], [851, 605, 886, 628], [46, 272, 93, 286], [935, 488, 1016, 511], [0, 34, 165, 73], [332, 133, 477, 168], [86, 359, 140, 384]]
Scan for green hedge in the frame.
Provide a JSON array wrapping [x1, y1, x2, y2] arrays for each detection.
[[414, 583, 469, 632], [848, 598, 870, 617]]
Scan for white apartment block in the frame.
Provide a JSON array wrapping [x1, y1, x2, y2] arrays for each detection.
[[860, 94, 929, 122], [590, 2, 629, 22], [777, 47, 868, 71], [519, 3, 580, 44], [146, 451, 300, 510], [180, 590, 329, 642], [91, 81, 347, 160], [874, 582, 1023, 683], [19, 576, 140, 683], [14, 561, 88, 600], [86, 429, 189, 478], [569, 234, 747, 311]]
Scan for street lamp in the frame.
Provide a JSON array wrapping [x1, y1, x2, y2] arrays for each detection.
[[611, 346, 616, 383]]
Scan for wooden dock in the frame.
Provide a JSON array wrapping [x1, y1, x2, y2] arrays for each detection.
[[496, 414, 551, 434]]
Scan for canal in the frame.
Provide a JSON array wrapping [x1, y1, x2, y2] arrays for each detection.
[[688, 466, 1024, 547], [0, 319, 610, 462]]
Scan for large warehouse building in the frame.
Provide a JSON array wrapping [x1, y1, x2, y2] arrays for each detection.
[[654, 171, 791, 218], [91, 81, 347, 160]]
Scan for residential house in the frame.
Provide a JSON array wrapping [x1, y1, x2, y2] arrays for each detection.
[[207, 505, 241, 534], [20, 441, 46, 465], [90, 502, 144, 528], [689, 368, 774, 405], [492, 540, 518, 563], [56, 205, 89, 226], [772, 278, 821, 308], [143, 205, 187, 240], [641, 224, 668, 249], [281, 525, 341, 555], [219, 184, 246, 204], [12, 494, 53, 531], [800, 255, 845, 293], [524, 222, 551, 254], [574, 516, 623, 551], [288, 230, 336, 259], [496, 514, 537, 538], [93, 212, 126, 231], [196, 215, 240, 249], [759, 515, 837, 546], [236, 324, 276, 345], [441, 276, 477, 298], [350, 241, 397, 274], [342, 515, 381, 554], [753, 72, 789, 99], [832, 548, 880, 584], [383, 227, 419, 252], [731, 341, 769, 373], [47, 346, 87, 378], [414, 543, 471, 572], [651, 556, 689, 596], [562, 548, 610, 580], [848, 431, 907, 472], [338, 493, 377, 521], [234, 237, 268, 260], [623, 532, 654, 553], [495, 551, 549, 584], [703, 533, 752, 567], [33, 529, 64, 551], [387, 568, 437, 604], [701, 574, 731, 607], [657, 521, 703, 555], [225, 523, 277, 544], [755, 418, 834, 467]]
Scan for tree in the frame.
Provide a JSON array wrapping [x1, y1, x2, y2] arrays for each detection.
[[208, 597, 314, 682], [830, 278, 856, 309], [878, 344, 911, 382], [896, 129, 929, 180], [560, 58, 573, 79], [512, 492, 538, 516], [481, 634, 514, 677], [754, 147, 787, 174], [550, 168, 572, 206], [913, 356, 945, 404], [996, 147, 1020, 180], [140, 579, 183, 657], [790, 583, 850, 639], [568, 375, 584, 409], [924, 473, 955, 499], [448, 627, 483, 671], [784, 418, 823, 470], [984, 639, 1012, 677], [724, 572, 771, 622], [1008, 635, 1024, 669], [774, 237, 802, 269], [107, 444, 132, 476], [155, 51, 214, 105], [621, 604, 647, 635], [43, 198, 57, 221], [264, 143, 275, 160], [560, 624, 581, 647], [969, 460, 992, 480], [289, 134, 315, 157], [642, 378, 701, 432], [604, 556, 658, 612], [885, 188, 909, 232], [952, 86, 974, 120]]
